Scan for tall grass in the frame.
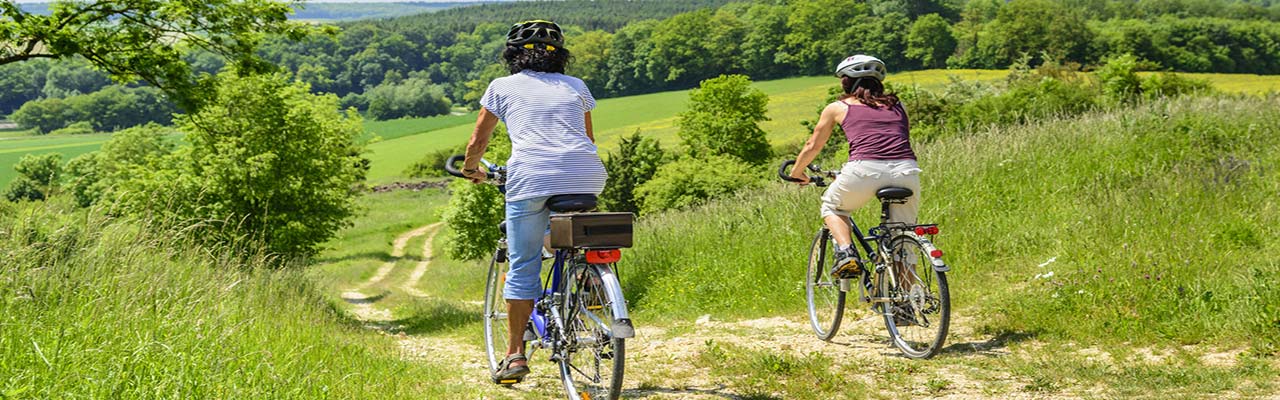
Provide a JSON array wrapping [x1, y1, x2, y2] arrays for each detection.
[[0, 199, 464, 398], [622, 96, 1280, 351]]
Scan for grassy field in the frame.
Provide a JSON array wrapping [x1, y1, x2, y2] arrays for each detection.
[[363, 70, 1012, 183], [4, 69, 1278, 187], [0, 197, 477, 398]]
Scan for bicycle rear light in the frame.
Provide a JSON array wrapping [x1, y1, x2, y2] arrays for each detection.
[[914, 225, 940, 235], [929, 249, 943, 258], [585, 249, 621, 264]]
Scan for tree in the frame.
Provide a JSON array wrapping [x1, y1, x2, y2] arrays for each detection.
[[364, 77, 451, 120], [442, 124, 511, 260], [974, 0, 1092, 67], [3, 153, 62, 202], [907, 14, 958, 69], [41, 60, 112, 98], [634, 154, 759, 214], [677, 74, 771, 165], [600, 131, 665, 214], [124, 71, 367, 257], [0, 0, 320, 111]]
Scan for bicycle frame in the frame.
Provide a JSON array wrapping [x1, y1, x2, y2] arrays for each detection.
[[525, 245, 634, 351]]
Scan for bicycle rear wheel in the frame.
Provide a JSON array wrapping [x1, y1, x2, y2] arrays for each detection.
[[806, 228, 846, 341], [877, 235, 950, 359], [559, 263, 625, 400], [482, 250, 512, 376]]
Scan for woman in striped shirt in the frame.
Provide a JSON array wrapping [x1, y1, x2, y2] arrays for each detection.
[[461, 20, 607, 384]]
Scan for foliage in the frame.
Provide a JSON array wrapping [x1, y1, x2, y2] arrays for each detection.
[[677, 74, 771, 165], [0, 200, 463, 398], [0, 0, 320, 111], [440, 179, 504, 260], [600, 130, 665, 214], [441, 125, 510, 260], [3, 153, 62, 202], [365, 77, 452, 120], [48, 121, 95, 136], [63, 123, 177, 207], [405, 146, 464, 179], [634, 154, 760, 214], [117, 72, 367, 258], [1096, 54, 1145, 102], [10, 86, 176, 133], [906, 13, 957, 69]]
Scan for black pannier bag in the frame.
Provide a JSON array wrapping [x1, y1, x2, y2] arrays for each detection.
[[549, 212, 634, 249]]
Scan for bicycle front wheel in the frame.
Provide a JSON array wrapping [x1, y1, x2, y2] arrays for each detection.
[[806, 228, 846, 341], [482, 249, 511, 375], [559, 263, 625, 400], [877, 235, 950, 359]]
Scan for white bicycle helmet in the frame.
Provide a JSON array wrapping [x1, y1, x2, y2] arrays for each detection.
[[834, 55, 887, 81]]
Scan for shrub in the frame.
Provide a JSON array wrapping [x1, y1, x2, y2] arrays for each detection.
[[634, 154, 760, 214], [1140, 72, 1212, 99], [677, 74, 771, 165], [365, 78, 452, 120], [405, 146, 464, 179], [121, 72, 367, 258], [48, 121, 95, 135], [1096, 53, 1143, 102], [63, 123, 177, 207], [441, 125, 511, 260], [4, 153, 63, 202], [600, 130, 665, 214]]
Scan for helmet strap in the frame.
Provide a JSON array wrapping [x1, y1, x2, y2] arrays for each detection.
[[850, 77, 864, 94]]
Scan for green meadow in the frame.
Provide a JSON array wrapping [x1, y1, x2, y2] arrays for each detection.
[[4, 69, 1279, 187]]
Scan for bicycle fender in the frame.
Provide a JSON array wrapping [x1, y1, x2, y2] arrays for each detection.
[[913, 235, 951, 273], [593, 265, 635, 338]]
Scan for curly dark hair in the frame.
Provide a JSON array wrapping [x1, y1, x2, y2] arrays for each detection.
[[503, 44, 571, 74], [839, 76, 900, 108]]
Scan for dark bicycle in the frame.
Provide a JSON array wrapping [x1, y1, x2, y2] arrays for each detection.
[[445, 155, 634, 400], [779, 159, 951, 359]]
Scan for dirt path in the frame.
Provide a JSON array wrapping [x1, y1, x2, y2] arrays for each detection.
[[336, 226, 1255, 399]]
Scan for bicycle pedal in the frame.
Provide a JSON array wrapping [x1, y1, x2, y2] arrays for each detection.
[[492, 376, 524, 386]]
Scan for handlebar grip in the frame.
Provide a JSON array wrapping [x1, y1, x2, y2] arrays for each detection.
[[778, 160, 803, 182], [444, 155, 466, 178]]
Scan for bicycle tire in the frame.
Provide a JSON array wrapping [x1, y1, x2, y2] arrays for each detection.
[[482, 249, 513, 376], [806, 228, 846, 341], [559, 263, 625, 400], [876, 235, 950, 359]]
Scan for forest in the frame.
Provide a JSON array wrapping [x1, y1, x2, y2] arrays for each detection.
[[4, 0, 1280, 133]]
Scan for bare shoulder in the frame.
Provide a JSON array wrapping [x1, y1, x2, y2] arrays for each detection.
[[821, 101, 849, 120]]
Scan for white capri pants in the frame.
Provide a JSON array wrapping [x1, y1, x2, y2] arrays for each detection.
[[820, 159, 922, 223]]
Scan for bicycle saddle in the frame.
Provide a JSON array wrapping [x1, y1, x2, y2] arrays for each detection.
[[547, 194, 597, 212], [876, 187, 913, 200]]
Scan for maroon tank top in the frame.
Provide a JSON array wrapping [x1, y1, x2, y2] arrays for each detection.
[[840, 101, 915, 161]]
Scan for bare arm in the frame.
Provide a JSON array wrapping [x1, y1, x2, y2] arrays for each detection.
[[463, 108, 500, 182], [790, 103, 842, 182], [585, 111, 595, 143]]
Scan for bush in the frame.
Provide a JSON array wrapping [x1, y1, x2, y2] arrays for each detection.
[[634, 154, 760, 214], [441, 179, 505, 260], [1140, 72, 1212, 99], [600, 130, 665, 214], [1096, 53, 1143, 102], [4, 153, 63, 202], [441, 124, 511, 260], [365, 77, 452, 120], [63, 123, 177, 207], [677, 74, 771, 165], [48, 121, 95, 135], [120, 72, 367, 258], [405, 146, 464, 179]]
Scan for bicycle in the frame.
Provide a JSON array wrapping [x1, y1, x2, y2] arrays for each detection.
[[445, 155, 635, 400], [778, 160, 951, 359]]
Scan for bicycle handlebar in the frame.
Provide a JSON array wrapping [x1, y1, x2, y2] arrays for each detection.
[[444, 154, 500, 180], [778, 159, 828, 187]]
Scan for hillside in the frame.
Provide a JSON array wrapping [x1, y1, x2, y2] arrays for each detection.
[[309, 95, 1280, 398]]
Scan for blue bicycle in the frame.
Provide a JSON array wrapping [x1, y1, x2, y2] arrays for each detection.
[[446, 156, 634, 400]]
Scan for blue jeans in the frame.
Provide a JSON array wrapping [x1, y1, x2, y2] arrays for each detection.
[[504, 196, 552, 300]]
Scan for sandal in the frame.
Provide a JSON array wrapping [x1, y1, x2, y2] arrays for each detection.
[[492, 353, 530, 385]]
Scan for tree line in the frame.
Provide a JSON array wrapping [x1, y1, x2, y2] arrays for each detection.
[[260, 0, 1280, 113]]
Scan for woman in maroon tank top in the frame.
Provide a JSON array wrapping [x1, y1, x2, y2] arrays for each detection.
[[788, 55, 923, 275]]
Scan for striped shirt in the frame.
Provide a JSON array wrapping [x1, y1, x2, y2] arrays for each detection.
[[480, 70, 607, 202]]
